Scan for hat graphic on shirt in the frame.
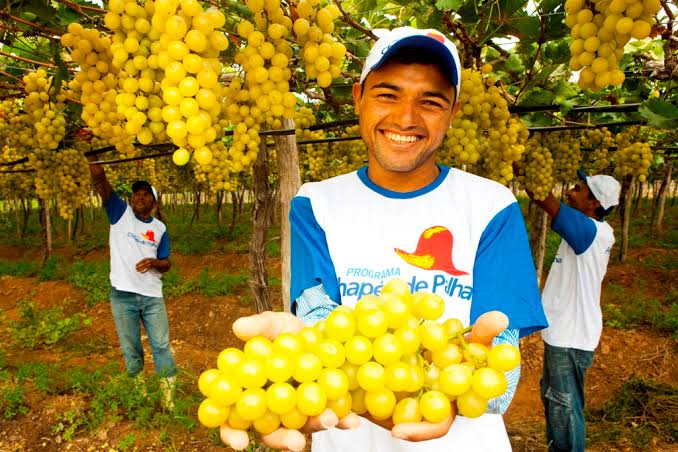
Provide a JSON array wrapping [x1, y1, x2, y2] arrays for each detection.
[[395, 226, 468, 276], [577, 169, 621, 210], [141, 230, 156, 242], [360, 27, 462, 103]]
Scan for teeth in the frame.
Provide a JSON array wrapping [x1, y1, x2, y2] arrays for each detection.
[[384, 132, 419, 143]]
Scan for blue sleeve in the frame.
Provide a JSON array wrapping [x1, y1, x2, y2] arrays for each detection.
[[295, 284, 338, 325], [551, 203, 597, 255], [289, 196, 340, 314], [104, 192, 127, 225], [472, 202, 548, 338], [157, 231, 170, 259]]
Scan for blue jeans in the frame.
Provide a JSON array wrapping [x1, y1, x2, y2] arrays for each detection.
[[540, 343, 594, 452], [109, 288, 177, 377]]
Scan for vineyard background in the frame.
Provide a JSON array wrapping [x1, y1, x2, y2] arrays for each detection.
[[0, 0, 677, 449], [0, 196, 676, 451]]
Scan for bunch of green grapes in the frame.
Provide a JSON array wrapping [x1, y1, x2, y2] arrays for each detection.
[[581, 127, 614, 171], [61, 23, 136, 156], [565, 0, 661, 90], [221, 82, 262, 173], [151, 0, 229, 164], [0, 100, 36, 155], [479, 117, 528, 185], [299, 124, 365, 181], [516, 134, 556, 201], [294, 105, 317, 135], [22, 69, 67, 150], [104, 0, 163, 150], [221, 0, 299, 172], [335, 125, 367, 170], [197, 278, 521, 433], [192, 140, 236, 192], [613, 129, 652, 181], [442, 69, 528, 185], [292, 0, 346, 88], [549, 131, 582, 182], [299, 129, 328, 180], [51, 148, 91, 220], [0, 143, 34, 202], [442, 118, 481, 167]]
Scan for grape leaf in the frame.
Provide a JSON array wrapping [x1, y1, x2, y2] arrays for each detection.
[[638, 99, 678, 129], [435, 0, 462, 11], [505, 53, 525, 73]]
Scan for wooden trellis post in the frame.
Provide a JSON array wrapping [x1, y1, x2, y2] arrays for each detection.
[[274, 118, 301, 313]]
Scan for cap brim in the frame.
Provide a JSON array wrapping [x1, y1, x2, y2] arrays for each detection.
[[372, 35, 459, 89], [577, 169, 587, 182]]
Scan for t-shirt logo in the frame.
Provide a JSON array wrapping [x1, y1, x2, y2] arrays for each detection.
[[395, 226, 468, 276], [141, 230, 156, 242], [426, 32, 445, 43]]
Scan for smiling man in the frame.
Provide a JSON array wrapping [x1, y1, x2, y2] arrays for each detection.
[[221, 27, 547, 452], [89, 159, 177, 409], [522, 169, 621, 451], [286, 27, 546, 451]]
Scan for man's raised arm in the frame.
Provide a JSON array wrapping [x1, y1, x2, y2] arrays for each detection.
[[88, 156, 113, 204]]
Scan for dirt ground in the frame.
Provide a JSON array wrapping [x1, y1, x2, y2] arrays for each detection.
[[0, 244, 675, 452]]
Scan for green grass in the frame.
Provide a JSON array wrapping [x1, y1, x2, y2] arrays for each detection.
[[67, 261, 110, 306], [603, 281, 678, 339], [48, 363, 201, 440], [0, 202, 284, 261], [587, 377, 678, 448], [4, 299, 91, 349], [196, 267, 249, 296], [0, 260, 38, 277]]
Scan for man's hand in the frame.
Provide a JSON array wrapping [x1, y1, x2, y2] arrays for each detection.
[[135, 258, 170, 273], [385, 310, 507, 442], [221, 310, 510, 449], [391, 411, 455, 441], [221, 311, 360, 451], [468, 311, 509, 346]]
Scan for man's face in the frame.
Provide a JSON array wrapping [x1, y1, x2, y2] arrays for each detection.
[[352, 61, 457, 176], [131, 188, 155, 217], [566, 181, 599, 214]]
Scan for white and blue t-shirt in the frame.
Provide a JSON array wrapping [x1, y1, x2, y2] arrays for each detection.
[[289, 165, 547, 452], [105, 192, 169, 298], [541, 203, 614, 352]]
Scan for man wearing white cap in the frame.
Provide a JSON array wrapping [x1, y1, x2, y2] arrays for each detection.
[[222, 26, 547, 451], [523, 168, 621, 451], [89, 160, 177, 408]]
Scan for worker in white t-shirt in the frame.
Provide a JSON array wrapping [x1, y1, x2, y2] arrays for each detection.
[[89, 158, 177, 409], [523, 168, 620, 452]]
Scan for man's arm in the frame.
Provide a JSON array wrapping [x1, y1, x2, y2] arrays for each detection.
[[137, 230, 172, 273], [473, 201, 548, 337], [88, 156, 113, 204], [136, 257, 171, 273], [530, 192, 560, 219]]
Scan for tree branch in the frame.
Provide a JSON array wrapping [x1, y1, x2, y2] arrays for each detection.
[[334, 0, 377, 40], [56, 0, 107, 14], [659, 0, 677, 79], [0, 13, 62, 36], [487, 40, 511, 59], [0, 69, 24, 84], [442, 12, 479, 67], [0, 50, 55, 68]]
